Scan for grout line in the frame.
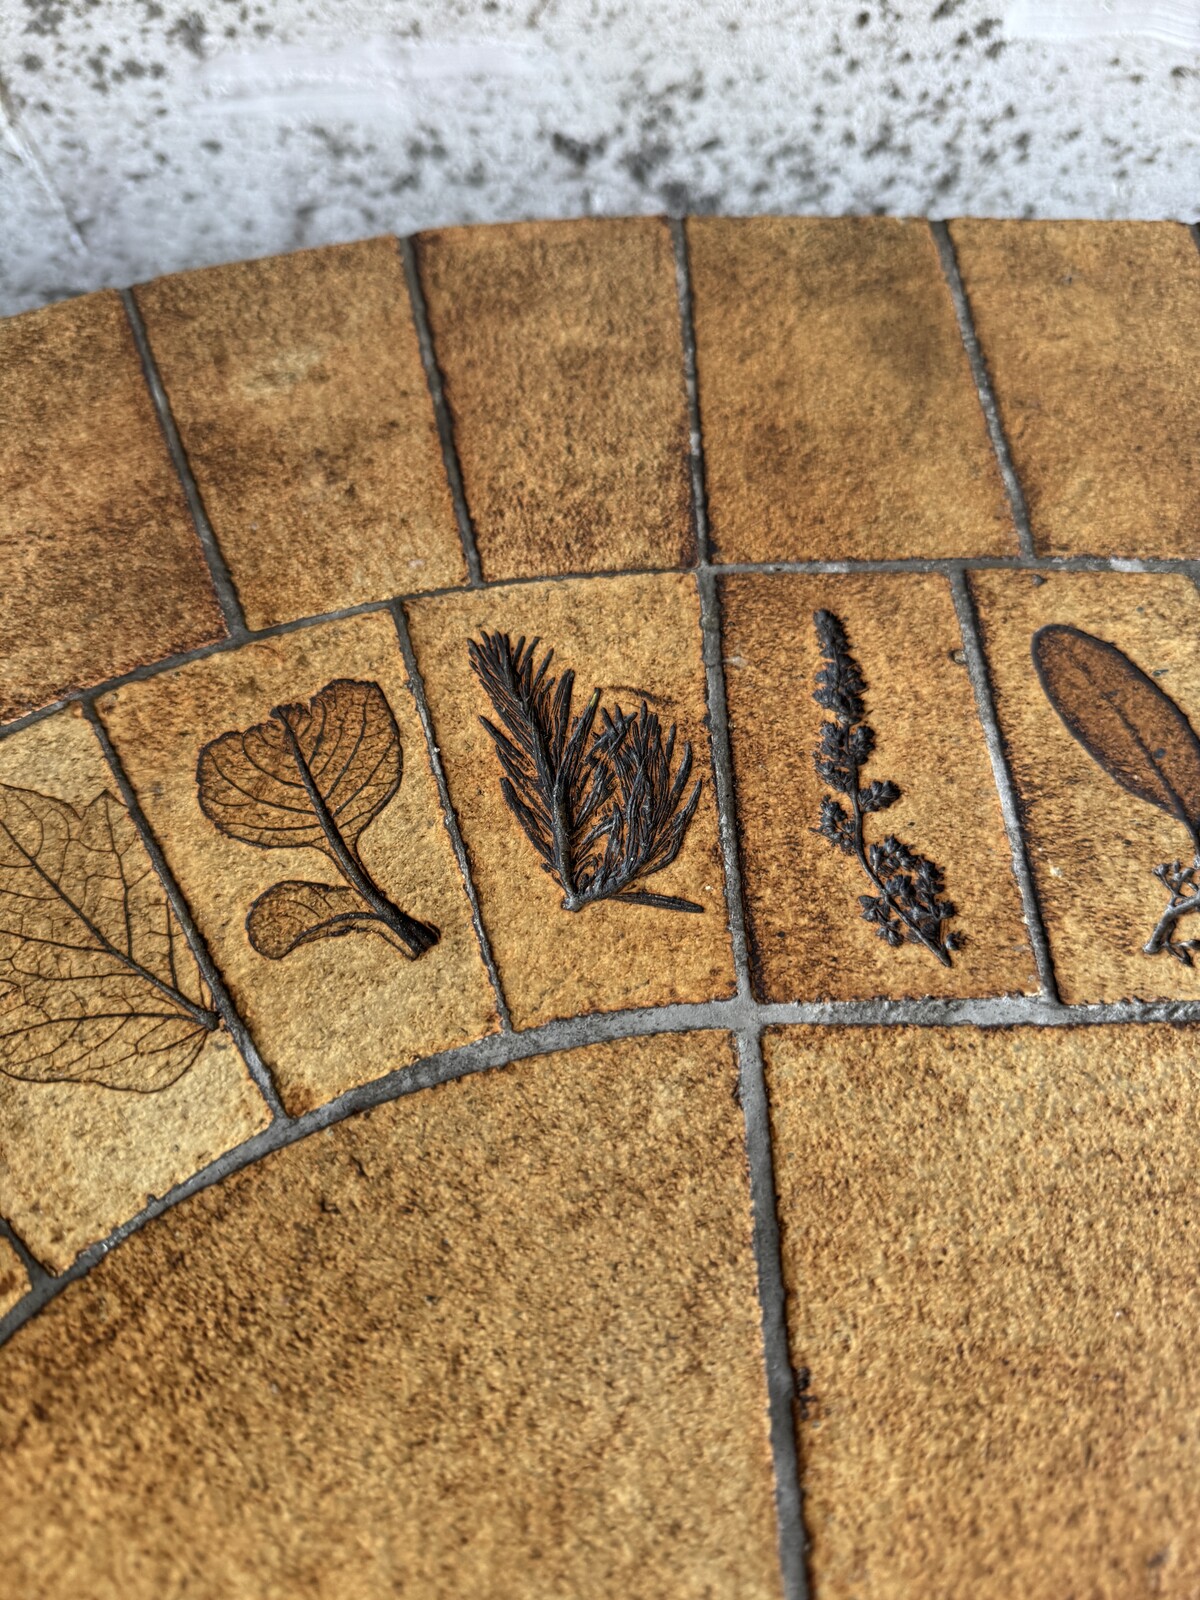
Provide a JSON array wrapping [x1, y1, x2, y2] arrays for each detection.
[[696, 568, 755, 1002], [930, 220, 1037, 561], [389, 601, 513, 1030], [950, 571, 1061, 1003], [120, 288, 249, 639], [398, 235, 484, 587], [737, 1027, 810, 1600], [6, 555, 1200, 748], [0, 1215, 53, 1287], [83, 700, 289, 1120], [4, 986, 1200, 1348], [669, 216, 712, 566]]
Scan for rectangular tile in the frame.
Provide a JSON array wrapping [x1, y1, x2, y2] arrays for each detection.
[[765, 1023, 1200, 1600], [416, 217, 695, 580], [0, 1237, 30, 1320], [971, 569, 1200, 1003], [951, 220, 1200, 558], [99, 613, 500, 1115], [0, 1032, 782, 1598], [134, 238, 465, 629], [687, 216, 1014, 562], [0, 291, 225, 723], [404, 573, 734, 1028], [0, 709, 269, 1273], [720, 572, 1035, 1001]]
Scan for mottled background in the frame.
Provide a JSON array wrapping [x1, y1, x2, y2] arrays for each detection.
[[1, 0, 1198, 316]]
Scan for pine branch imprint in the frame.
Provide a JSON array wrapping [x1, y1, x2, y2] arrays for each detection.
[[197, 679, 439, 961], [469, 632, 704, 914], [1033, 624, 1200, 965], [811, 610, 961, 966], [0, 782, 217, 1091]]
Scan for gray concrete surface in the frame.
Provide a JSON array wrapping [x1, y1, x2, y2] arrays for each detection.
[[2, 0, 1198, 316]]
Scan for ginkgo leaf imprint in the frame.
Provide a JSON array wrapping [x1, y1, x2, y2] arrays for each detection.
[[197, 678, 439, 960], [0, 783, 218, 1091]]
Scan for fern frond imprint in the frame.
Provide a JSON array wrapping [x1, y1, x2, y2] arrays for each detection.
[[811, 610, 961, 966], [469, 632, 704, 914]]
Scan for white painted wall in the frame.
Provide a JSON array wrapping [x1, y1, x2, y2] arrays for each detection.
[[2, 0, 1198, 316]]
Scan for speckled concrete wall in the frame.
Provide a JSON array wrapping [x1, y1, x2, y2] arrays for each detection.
[[1, 0, 1197, 316]]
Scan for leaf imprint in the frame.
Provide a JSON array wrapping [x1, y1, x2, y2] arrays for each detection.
[[196, 678, 439, 961]]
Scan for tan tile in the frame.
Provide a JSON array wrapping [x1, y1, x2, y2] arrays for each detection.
[[416, 217, 695, 580], [0, 1031, 782, 1599], [0, 291, 225, 723], [99, 613, 500, 1115], [951, 220, 1200, 558], [0, 1237, 30, 1319], [134, 238, 464, 629], [687, 217, 1014, 563], [0, 709, 268, 1273], [766, 1023, 1200, 1600], [720, 572, 1035, 1000], [971, 570, 1200, 1002], [405, 573, 733, 1027]]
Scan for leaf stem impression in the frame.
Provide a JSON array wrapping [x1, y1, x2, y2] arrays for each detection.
[[470, 632, 704, 915], [811, 610, 960, 966]]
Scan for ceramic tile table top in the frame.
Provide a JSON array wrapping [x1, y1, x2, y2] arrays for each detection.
[[416, 216, 695, 579], [4, 215, 1200, 1600], [687, 216, 1014, 563], [766, 1023, 1200, 1600], [0, 290, 225, 724], [0, 1032, 783, 1600], [951, 219, 1200, 558], [134, 238, 464, 629]]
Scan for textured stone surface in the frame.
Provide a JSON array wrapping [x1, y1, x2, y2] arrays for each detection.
[[766, 1022, 1200, 1600], [720, 572, 1035, 1001], [971, 570, 1200, 1003], [0, 1237, 30, 1320], [0, 290, 224, 723], [417, 217, 694, 579], [0, 709, 269, 1273], [405, 573, 733, 1027], [688, 216, 1014, 563], [135, 238, 464, 630], [100, 613, 500, 1116], [0, 1032, 783, 1600], [952, 219, 1200, 558]]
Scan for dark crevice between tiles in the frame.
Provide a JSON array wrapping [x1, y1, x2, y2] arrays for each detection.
[[120, 287, 249, 641], [949, 571, 1062, 1004], [82, 699, 288, 1122], [0, 1214, 53, 1287], [668, 216, 712, 568], [737, 1027, 811, 1600], [389, 600, 513, 1031], [398, 234, 485, 588], [929, 220, 1036, 562]]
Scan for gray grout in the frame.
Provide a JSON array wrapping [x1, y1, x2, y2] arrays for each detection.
[[389, 600, 513, 1030], [950, 570, 1061, 1003], [121, 287, 249, 639], [737, 1026, 810, 1600], [399, 234, 485, 587], [83, 700, 288, 1121], [669, 215, 712, 566], [930, 220, 1037, 561]]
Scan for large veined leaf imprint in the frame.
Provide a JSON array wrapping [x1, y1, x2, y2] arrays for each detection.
[[1033, 624, 1200, 963], [197, 679, 439, 960], [0, 783, 218, 1091]]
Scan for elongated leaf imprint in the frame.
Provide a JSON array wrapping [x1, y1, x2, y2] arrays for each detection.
[[0, 783, 218, 1091], [469, 633, 704, 914], [197, 679, 439, 960], [1033, 624, 1200, 964]]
